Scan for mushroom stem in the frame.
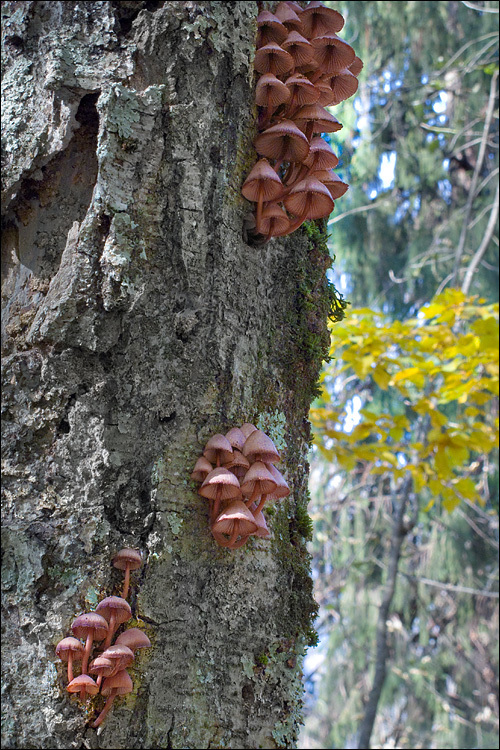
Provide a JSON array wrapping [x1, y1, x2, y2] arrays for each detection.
[[122, 565, 131, 600], [228, 524, 240, 547], [102, 612, 117, 650], [256, 191, 265, 235], [254, 493, 270, 515], [80, 634, 94, 699], [92, 692, 117, 728], [211, 486, 222, 526], [81, 634, 93, 676], [244, 485, 261, 509], [67, 655, 75, 684]]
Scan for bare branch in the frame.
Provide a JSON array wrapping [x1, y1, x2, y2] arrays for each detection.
[[461, 0, 500, 12], [400, 573, 499, 598], [462, 181, 499, 293], [328, 198, 392, 225], [452, 69, 499, 284]]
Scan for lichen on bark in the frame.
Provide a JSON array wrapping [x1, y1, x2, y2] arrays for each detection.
[[2, 2, 333, 748]]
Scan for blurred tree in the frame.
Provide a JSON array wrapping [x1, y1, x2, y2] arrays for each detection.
[[301, 2, 499, 748]]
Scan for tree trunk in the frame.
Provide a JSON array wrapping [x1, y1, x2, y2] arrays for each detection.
[[1, 2, 332, 748]]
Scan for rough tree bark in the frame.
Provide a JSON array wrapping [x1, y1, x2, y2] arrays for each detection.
[[1, 2, 335, 748]]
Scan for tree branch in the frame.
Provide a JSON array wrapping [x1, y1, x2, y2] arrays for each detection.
[[356, 475, 412, 749], [462, 181, 499, 293], [452, 69, 498, 284]]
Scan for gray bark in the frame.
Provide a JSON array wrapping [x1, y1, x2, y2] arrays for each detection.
[[1, 2, 331, 748]]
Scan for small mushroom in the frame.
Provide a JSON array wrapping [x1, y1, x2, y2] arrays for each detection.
[[274, 1, 303, 31], [254, 41, 294, 77], [311, 33, 355, 77], [99, 644, 134, 678], [211, 500, 258, 549], [67, 674, 99, 699], [242, 429, 281, 464], [241, 159, 284, 233], [282, 30, 314, 68], [256, 10, 288, 47], [71, 612, 109, 678], [55, 637, 85, 683], [349, 55, 364, 77], [202, 433, 234, 468], [96, 596, 132, 650], [115, 628, 152, 652], [256, 73, 291, 125], [282, 176, 335, 234], [224, 427, 247, 453], [254, 119, 310, 172], [112, 548, 143, 600], [92, 670, 133, 729], [293, 102, 342, 141], [240, 422, 258, 439], [190, 456, 213, 483], [223, 450, 250, 481], [88, 656, 115, 688], [199, 467, 242, 525], [300, 1, 345, 38], [240, 461, 278, 511]]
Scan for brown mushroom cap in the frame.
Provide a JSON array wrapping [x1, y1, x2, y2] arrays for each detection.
[[285, 74, 321, 107], [241, 159, 284, 204], [115, 628, 152, 651], [274, 1, 303, 30], [254, 119, 310, 164], [56, 637, 85, 662], [304, 136, 339, 171], [240, 422, 258, 439], [326, 68, 359, 104], [100, 644, 135, 672], [71, 613, 109, 643], [224, 427, 247, 453], [264, 462, 291, 499], [348, 55, 364, 77], [67, 674, 99, 695], [211, 500, 259, 538], [101, 669, 133, 697], [96, 596, 132, 627], [223, 450, 250, 480], [314, 169, 349, 199], [88, 656, 115, 678], [311, 33, 355, 75], [300, 1, 345, 38], [202, 433, 234, 466], [113, 548, 142, 572], [284, 176, 335, 220], [257, 10, 288, 46], [240, 461, 278, 499], [199, 468, 242, 502], [282, 30, 314, 67], [293, 103, 343, 135], [242, 429, 281, 464], [190, 456, 213, 483], [258, 203, 291, 238], [252, 509, 272, 538], [254, 42, 294, 76], [255, 73, 291, 108]]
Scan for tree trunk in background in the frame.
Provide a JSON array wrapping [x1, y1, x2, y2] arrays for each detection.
[[1, 2, 332, 748]]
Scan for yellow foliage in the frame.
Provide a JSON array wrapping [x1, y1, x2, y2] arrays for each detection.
[[311, 292, 499, 513]]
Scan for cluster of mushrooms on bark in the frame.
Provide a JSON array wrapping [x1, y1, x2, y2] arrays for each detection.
[[55, 548, 151, 728], [191, 423, 290, 549], [242, 1, 362, 242]]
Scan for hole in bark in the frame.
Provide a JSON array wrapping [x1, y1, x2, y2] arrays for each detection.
[[2, 91, 100, 342]]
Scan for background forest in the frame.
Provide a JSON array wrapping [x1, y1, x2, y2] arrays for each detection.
[[298, 1, 499, 749]]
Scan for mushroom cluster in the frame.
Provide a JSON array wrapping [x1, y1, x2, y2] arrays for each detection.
[[191, 423, 290, 549], [242, 1, 362, 242], [55, 548, 151, 729]]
